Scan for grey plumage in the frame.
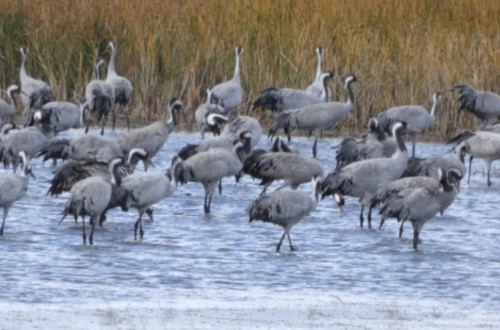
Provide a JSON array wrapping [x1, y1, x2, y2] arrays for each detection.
[[248, 175, 321, 252], [119, 99, 182, 170], [175, 133, 251, 214], [121, 156, 181, 241], [68, 135, 122, 163], [446, 130, 500, 186], [401, 151, 466, 180], [454, 84, 500, 125], [335, 117, 387, 170], [18, 47, 53, 124], [243, 146, 324, 195], [371, 167, 463, 233], [195, 88, 229, 139], [378, 168, 462, 249], [47, 147, 143, 197], [60, 157, 123, 245], [305, 46, 332, 101], [178, 116, 261, 160], [210, 46, 244, 114], [321, 122, 413, 228], [0, 126, 51, 170], [221, 115, 262, 149], [377, 92, 442, 156], [36, 138, 71, 166], [0, 151, 33, 236], [270, 74, 355, 158], [106, 41, 133, 130], [34, 101, 83, 134], [0, 85, 21, 121], [84, 58, 115, 135], [253, 72, 332, 112]]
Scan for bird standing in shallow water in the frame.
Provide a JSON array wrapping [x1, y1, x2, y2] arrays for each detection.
[[0, 151, 33, 236], [248, 175, 321, 252]]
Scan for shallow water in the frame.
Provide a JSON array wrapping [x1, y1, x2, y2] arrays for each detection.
[[1, 127, 499, 313]]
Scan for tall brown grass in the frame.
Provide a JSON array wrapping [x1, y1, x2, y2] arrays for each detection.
[[1, 0, 499, 141]]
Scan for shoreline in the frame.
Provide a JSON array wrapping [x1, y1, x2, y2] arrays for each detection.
[[1, 294, 498, 329]]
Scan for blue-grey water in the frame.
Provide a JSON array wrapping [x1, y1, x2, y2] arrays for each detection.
[[1, 127, 499, 314]]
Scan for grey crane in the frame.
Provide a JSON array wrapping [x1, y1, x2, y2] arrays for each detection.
[[175, 133, 251, 214], [106, 41, 133, 130], [119, 99, 182, 171], [401, 150, 466, 180], [0, 121, 18, 137], [253, 72, 333, 112], [195, 89, 229, 139], [68, 134, 122, 163], [334, 117, 387, 170], [0, 126, 51, 170], [305, 45, 331, 101], [18, 46, 53, 125], [269, 74, 355, 158], [0, 151, 33, 236], [321, 121, 414, 228], [379, 167, 462, 249], [248, 175, 321, 252], [453, 84, 500, 126], [48, 159, 118, 196], [221, 115, 262, 149], [377, 92, 442, 156], [84, 58, 115, 135], [370, 167, 463, 234], [46, 147, 145, 197], [60, 157, 123, 245], [210, 46, 244, 114], [242, 146, 325, 195], [36, 138, 71, 166], [33, 101, 84, 134], [446, 130, 500, 186], [178, 116, 262, 160], [121, 156, 181, 241], [0, 85, 21, 122]]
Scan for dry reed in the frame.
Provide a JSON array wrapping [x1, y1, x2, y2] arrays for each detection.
[[1, 0, 499, 141]]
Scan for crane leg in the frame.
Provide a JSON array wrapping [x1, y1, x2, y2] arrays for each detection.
[[367, 206, 373, 229], [82, 215, 87, 245], [0, 208, 8, 236], [204, 193, 212, 214], [312, 136, 318, 158], [134, 211, 145, 241], [359, 205, 365, 227], [276, 231, 286, 252], [467, 156, 474, 184], [287, 233, 296, 251]]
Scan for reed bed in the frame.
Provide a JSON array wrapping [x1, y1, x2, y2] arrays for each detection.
[[1, 0, 499, 141]]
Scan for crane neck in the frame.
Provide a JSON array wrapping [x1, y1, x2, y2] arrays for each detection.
[[232, 51, 241, 84], [8, 87, 19, 110], [315, 50, 322, 80], [108, 46, 117, 76], [393, 125, 407, 154], [430, 97, 439, 117], [95, 62, 103, 80], [345, 80, 355, 105], [19, 52, 28, 82], [109, 159, 122, 186], [311, 178, 320, 204]]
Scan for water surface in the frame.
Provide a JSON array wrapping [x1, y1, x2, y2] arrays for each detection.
[[1, 128, 499, 315]]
